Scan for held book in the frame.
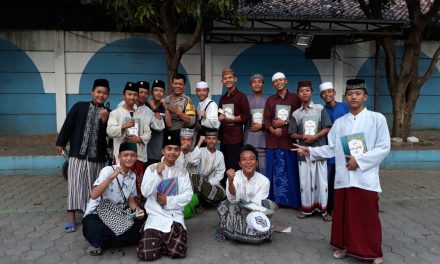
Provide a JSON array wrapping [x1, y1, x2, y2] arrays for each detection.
[[340, 132, 368, 157]]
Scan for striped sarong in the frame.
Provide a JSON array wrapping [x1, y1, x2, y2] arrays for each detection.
[[256, 147, 267, 176], [67, 157, 104, 211]]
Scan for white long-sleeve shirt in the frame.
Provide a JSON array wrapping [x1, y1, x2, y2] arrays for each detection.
[[198, 98, 220, 129], [141, 163, 193, 232], [107, 107, 152, 162], [117, 102, 165, 132], [309, 108, 390, 193], [189, 146, 225, 186], [226, 170, 270, 206]]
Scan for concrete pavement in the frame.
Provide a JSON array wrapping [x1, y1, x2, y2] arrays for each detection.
[[0, 169, 439, 264]]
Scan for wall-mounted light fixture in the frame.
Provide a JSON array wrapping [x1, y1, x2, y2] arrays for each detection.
[[294, 34, 314, 47]]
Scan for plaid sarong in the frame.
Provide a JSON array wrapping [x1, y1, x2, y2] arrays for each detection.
[[138, 222, 187, 261]]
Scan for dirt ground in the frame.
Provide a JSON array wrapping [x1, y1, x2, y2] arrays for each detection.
[[0, 130, 438, 156]]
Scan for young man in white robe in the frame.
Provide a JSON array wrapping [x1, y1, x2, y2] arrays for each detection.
[[293, 79, 390, 264], [138, 132, 193, 261], [195, 81, 220, 143], [216, 144, 277, 244], [107, 82, 152, 206], [189, 129, 226, 209]]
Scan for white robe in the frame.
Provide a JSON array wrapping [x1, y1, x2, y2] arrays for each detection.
[[107, 107, 152, 162], [117, 101, 165, 132], [226, 170, 270, 206], [309, 108, 390, 193], [141, 163, 193, 232], [190, 147, 225, 186], [198, 98, 220, 129]]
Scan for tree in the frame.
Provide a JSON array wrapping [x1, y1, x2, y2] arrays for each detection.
[[104, 0, 250, 91], [357, 0, 440, 138]]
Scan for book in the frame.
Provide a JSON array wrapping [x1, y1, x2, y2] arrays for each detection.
[[275, 104, 291, 121], [219, 103, 235, 119], [340, 132, 368, 156], [157, 178, 178, 196], [302, 115, 320, 136], [124, 115, 140, 136], [251, 108, 264, 124]]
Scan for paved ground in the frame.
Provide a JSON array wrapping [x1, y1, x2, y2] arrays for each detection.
[[0, 169, 439, 264]]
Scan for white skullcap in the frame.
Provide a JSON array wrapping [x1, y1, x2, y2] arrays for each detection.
[[180, 128, 194, 138], [246, 212, 271, 233], [196, 81, 209, 89], [319, 82, 334, 92], [272, 72, 286, 82]]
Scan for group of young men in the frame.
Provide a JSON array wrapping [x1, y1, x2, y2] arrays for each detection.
[[56, 67, 390, 264]]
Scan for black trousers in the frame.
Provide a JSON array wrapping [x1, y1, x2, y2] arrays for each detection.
[[82, 214, 145, 246], [219, 142, 243, 187], [327, 163, 336, 215]]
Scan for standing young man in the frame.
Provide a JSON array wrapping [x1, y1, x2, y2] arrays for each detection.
[[244, 73, 268, 176], [218, 67, 251, 177], [288, 80, 332, 220], [146, 80, 167, 166], [293, 79, 390, 264], [56, 79, 111, 233], [263, 72, 301, 208], [107, 82, 152, 206], [164, 73, 196, 132], [195, 81, 220, 143], [319, 81, 349, 220]]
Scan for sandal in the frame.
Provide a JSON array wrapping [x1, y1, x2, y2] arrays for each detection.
[[87, 244, 103, 256], [322, 213, 332, 222], [214, 229, 227, 242], [333, 249, 347, 259], [64, 221, 76, 233], [296, 212, 308, 219]]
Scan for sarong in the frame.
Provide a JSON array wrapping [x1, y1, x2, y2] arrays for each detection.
[[256, 147, 267, 177], [133, 160, 146, 207], [217, 200, 275, 244], [67, 157, 104, 211], [191, 173, 225, 206], [298, 160, 328, 214], [138, 222, 187, 261], [266, 149, 301, 208], [331, 188, 383, 260]]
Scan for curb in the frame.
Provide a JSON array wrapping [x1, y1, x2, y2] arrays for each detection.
[[0, 156, 64, 176], [0, 150, 439, 176]]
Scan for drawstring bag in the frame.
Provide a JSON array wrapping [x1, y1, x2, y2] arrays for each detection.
[[96, 176, 134, 236]]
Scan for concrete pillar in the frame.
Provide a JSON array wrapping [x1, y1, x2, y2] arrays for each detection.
[[54, 30, 67, 133]]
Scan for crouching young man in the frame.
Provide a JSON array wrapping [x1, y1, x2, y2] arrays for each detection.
[[216, 144, 277, 244], [138, 132, 193, 261]]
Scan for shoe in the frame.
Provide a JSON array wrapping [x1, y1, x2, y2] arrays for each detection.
[[87, 244, 103, 256], [372, 259, 384, 264], [64, 221, 76, 233], [333, 249, 347, 259]]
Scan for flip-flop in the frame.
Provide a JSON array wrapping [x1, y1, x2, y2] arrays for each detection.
[[322, 214, 332, 222], [64, 221, 76, 233], [215, 232, 227, 242], [296, 212, 308, 219], [333, 249, 347, 259]]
